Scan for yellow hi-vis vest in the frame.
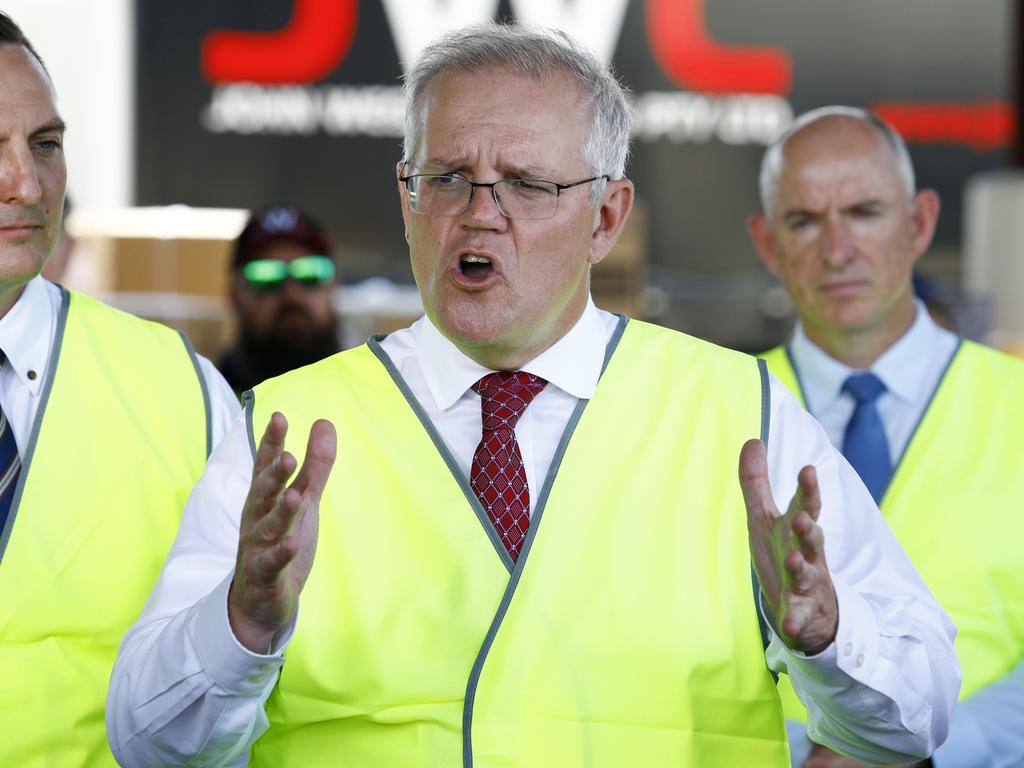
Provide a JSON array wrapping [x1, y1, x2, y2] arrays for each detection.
[[763, 342, 1024, 723], [0, 288, 211, 767], [246, 317, 789, 768]]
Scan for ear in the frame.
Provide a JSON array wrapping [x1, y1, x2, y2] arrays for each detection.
[[909, 189, 940, 262], [396, 161, 412, 242], [747, 213, 781, 277], [588, 179, 634, 266]]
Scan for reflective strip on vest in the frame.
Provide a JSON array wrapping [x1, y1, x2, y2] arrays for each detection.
[[0, 289, 209, 767], [763, 342, 1024, 721], [248, 319, 789, 767]]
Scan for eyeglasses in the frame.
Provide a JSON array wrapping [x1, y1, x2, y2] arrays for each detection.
[[241, 255, 336, 292], [399, 173, 610, 220]]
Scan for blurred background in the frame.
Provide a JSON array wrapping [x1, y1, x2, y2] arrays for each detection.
[[8, 0, 1024, 359]]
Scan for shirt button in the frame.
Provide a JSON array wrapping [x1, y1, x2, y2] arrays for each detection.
[[844, 642, 853, 656], [856, 653, 865, 668]]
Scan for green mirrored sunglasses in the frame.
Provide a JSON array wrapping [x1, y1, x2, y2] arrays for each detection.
[[242, 255, 336, 292]]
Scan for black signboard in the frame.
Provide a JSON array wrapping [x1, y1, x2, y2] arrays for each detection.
[[136, 0, 1013, 348]]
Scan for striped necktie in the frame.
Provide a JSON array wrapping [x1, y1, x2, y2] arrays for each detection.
[[0, 359, 21, 533]]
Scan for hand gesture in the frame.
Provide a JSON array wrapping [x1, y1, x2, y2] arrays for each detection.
[[738, 439, 837, 655], [228, 413, 337, 654]]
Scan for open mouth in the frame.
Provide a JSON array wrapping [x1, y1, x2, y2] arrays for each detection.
[[459, 254, 493, 280]]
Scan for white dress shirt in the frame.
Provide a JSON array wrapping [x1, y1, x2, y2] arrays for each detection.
[[0, 277, 238, 457], [789, 300, 958, 460], [107, 299, 960, 767], [785, 303, 1024, 768]]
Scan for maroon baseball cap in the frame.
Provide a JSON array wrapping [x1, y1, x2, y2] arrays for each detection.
[[233, 204, 334, 268]]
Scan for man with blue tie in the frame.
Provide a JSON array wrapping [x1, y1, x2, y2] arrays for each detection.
[[749, 106, 1024, 768], [0, 12, 238, 765]]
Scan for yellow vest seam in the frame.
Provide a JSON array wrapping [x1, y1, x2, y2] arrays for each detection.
[[179, 329, 214, 458], [367, 334, 517, 573], [0, 286, 70, 565], [462, 314, 630, 768]]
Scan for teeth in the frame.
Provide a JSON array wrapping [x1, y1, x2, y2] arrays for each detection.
[[461, 255, 491, 264]]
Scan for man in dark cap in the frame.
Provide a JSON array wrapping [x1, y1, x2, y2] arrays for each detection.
[[218, 204, 341, 392]]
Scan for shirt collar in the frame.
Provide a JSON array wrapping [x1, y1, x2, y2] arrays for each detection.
[[0, 276, 53, 396], [417, 297, 607, 411], [789, 300, 944, 411]]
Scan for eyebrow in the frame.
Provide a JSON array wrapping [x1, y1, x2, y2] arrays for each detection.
[[780, 197, 888, 220], [420, 156, 554, 180], [31, 118, 67, 137]]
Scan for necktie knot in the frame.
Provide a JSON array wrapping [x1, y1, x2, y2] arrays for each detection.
[[473, 371, 547, 432], [842, 372, 886, 404]]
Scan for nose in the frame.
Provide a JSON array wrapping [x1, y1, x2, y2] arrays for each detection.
[[0, 143, 43, 205], [460, 183, 507, 230], [821, 214, 854, 268]]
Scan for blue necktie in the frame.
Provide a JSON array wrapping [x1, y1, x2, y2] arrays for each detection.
[[841, 373, 892, 503], [0, 359, 21, 534]]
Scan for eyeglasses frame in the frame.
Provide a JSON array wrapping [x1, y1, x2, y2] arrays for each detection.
[[398, 172, 611, 220]]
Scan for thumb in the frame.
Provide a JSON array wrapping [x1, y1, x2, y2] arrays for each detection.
[[738, 438, 777, 523]]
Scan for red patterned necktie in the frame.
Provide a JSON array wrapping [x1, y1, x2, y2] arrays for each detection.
[[471, 371, 548, 562]]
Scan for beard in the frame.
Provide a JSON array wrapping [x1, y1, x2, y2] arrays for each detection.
[[237, 310, 342, 385]]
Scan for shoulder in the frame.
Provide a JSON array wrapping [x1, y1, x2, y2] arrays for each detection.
[[253, 343, 379, 399], [952, 339, 1024, 386], [616, 318, 763, 385], [66, 288, 183, 341]]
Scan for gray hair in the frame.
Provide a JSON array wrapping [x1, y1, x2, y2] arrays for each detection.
[[758, 106, 916, 218], [401, 23, 633, 205]]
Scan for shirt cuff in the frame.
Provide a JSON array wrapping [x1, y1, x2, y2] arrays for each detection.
[[192, 571, 294, 695], [775, 575, 880, 689]]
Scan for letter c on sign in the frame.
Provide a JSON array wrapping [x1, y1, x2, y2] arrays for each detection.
[[202, 0, 358, 84], [647, 0, 791, 95]]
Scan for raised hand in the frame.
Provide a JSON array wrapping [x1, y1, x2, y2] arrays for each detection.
[[738, 438, 837, 655], [228, 412, 337, 653]]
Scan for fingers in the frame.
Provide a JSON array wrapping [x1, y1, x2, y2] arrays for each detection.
[[251, 533, 300, 580], [738, 439, 777, 523], [290, 419, 338, 502], [253, 412, 288, 474], [798, 464, 821, 521], [246, 449, 298, 521], [253, 486, 303, 547], [784, 513, 826, 587], [786, 464, 820, 520]]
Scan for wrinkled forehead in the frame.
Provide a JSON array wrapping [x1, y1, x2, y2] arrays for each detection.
[[411, 66, 590, 163]]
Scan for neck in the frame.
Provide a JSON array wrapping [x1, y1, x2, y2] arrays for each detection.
[[0, 281, 29, 322], [803, 301, 916, 370], [457, 336, 551, 372], [451, 292, 589, 372]]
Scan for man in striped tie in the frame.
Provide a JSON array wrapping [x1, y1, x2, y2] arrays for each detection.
[[0, 12, 239, 766], [749, 107, 1024, 768]]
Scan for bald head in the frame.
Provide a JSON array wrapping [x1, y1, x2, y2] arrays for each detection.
[[759, 107, 915, 219], [747, 107, 940, 367]]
